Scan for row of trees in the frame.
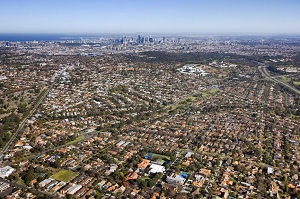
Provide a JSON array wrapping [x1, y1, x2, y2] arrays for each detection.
[[0, 113, 20, 148]]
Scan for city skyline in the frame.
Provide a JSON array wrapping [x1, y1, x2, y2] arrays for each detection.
[[1, 0, 300, 34]]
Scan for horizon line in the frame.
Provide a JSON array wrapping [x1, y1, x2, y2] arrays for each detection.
[[1, 32, 300, 36]]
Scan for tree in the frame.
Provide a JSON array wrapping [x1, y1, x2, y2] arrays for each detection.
[[166, 188, 176, 198], [53, 159, 62, 168], [138, 179, 148, 189], [24, 166, 35, 186], [148, 179, 156, 187], [66, 194, 75, 199]]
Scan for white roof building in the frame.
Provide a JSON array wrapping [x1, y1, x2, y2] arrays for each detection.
[[0, 166, 15, 178], [166, 175, 186, 185], [68, 184, 82, 195], [39, 178, 52, 187], [185, 151, 194, 158], [149, 164, 165, 174], [0, 182, 10, 191]]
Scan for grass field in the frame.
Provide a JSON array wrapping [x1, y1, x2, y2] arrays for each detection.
[[201, 88, 218, 97], [293, 81, 300, 86], [51, 169, 78, 182], [140, 176, 151, 181], [170, 96, 196, 111], [66, 135, 84, 145], [281, 76, 291, 83], [169, 88, 218, 111], [151, 153, 171, 160]]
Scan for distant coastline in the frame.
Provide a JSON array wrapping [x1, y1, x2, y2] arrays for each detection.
[[0, 33, 116, 42], [1, 33, 300, 42], [0, 34, 66, 42]]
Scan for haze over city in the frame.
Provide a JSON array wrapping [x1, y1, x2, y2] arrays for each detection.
[[1, 0, 300, 199], [1, 0, 300, 34]]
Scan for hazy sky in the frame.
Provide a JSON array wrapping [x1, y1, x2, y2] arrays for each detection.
[[1, 0, 300, 34]]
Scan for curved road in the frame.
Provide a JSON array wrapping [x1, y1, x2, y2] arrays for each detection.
[[258, 65, 300, 95]]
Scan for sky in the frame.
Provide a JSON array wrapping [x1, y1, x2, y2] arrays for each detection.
[[0, 0, 300, 34]]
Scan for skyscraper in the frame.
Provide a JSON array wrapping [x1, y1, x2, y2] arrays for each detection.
[[137, 35, 141, 44]]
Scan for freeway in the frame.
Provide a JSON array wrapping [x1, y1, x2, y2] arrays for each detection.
[[258, 65, 300, 95]]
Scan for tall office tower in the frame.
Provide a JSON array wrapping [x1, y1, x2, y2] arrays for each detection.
[[137, 35, 141, 43], [121, 36, 126, 44]]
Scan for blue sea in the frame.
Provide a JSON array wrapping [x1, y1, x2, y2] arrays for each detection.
[[0, 34, 71, 42], [0, 33, 118, 42]]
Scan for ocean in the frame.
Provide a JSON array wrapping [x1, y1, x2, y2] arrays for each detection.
[[0, 34, 72, 42], [0, 33, 116, 42]]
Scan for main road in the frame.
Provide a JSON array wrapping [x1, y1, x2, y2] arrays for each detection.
[[0, 66, 69, 162], [258, 65, 300, 95]]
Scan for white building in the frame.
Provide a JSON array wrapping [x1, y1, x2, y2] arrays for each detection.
[[39, 178, 52, 187], [68, 184, 82, 195], [0, 166, 15, 178], [0, 182, 10, 191], [166, 175, 186, 185], [185, 151, 194, 158], [149, 164, 165, 174]]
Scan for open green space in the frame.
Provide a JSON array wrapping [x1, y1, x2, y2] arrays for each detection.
[[281, 76, 291, 83], [201, 88, 218, 97], [169, 88, 218, 111], [293, 81, 300, 86], [151, 153, 171, 161], [290, 114, 300, 120], [171, 96, 196, 110], [66, 135, 84, 145], [51, 169, 78, 182], [140, 176, 151, 181]]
